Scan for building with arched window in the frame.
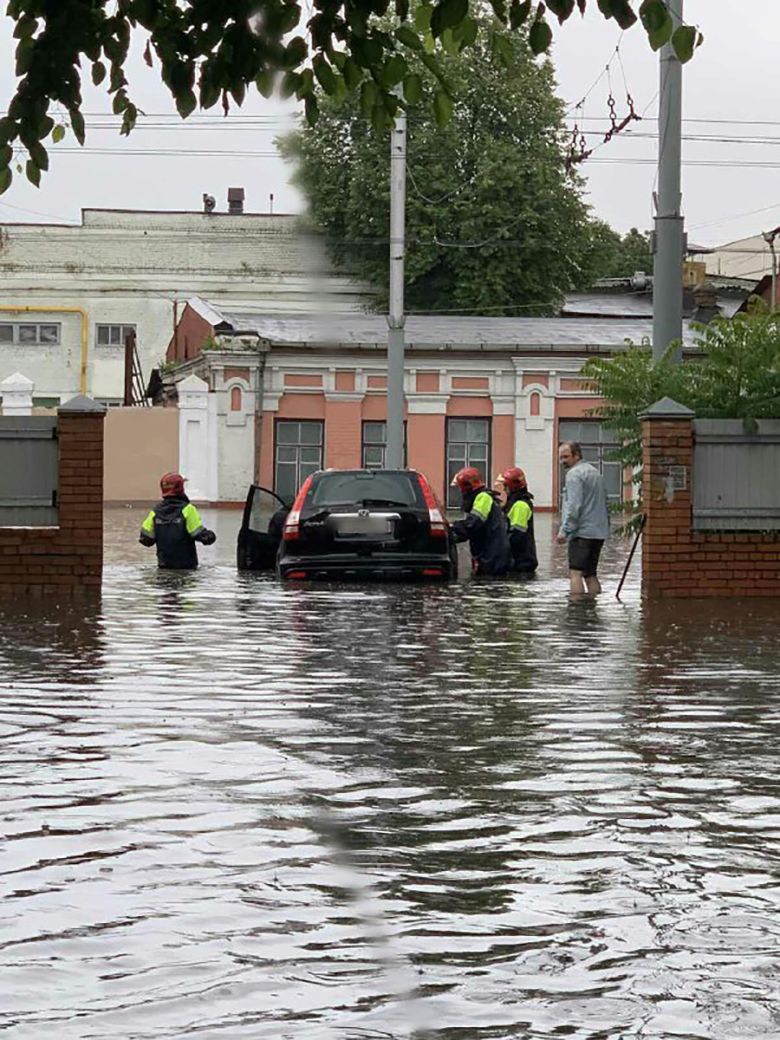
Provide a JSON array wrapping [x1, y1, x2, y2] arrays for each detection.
[[166, 301, 698, 508]]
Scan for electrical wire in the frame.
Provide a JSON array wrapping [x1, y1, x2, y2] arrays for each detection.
[[0, 199, 73, 221], [567, 116, 780, 128], [689, 203, 780, 233], [564, 34, 624, 115], [17, 144, 780, 171], [570, 130, 780, 147], [407, 163, 478, 206]]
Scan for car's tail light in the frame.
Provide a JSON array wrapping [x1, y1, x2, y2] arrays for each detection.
[[285, 570, 308, 580], [282, 475, 314, 541], [416, 472, 447, 538], [422, 568, 443, 577]]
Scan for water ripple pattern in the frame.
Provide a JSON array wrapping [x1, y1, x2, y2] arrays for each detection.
[[0, 511, 778, 1039]]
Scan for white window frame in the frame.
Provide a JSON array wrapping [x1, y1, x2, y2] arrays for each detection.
[[445, 417, 491, 509], [274, 420, 324, 501], [95, 323, 137, 348], [557, 419, 623, 506], [0, 321, 61, 346], [361, 420, 408, 469]]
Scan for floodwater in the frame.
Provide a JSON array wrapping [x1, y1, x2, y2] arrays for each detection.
[[1, 509, 779, 1039]]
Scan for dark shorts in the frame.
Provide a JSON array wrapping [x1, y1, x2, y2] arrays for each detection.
[[568, 537, 604, 578]]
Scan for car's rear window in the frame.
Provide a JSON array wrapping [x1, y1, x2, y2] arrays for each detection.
[[307, 471, 424, 509]]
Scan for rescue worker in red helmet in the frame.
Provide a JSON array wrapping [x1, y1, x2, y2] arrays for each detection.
[[497, 466, 538, 575], [450, 467, 511, 576], [139, 472, 216, 569]]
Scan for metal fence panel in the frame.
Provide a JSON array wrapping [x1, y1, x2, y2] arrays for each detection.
[[0, 417, 59, 526], [693, 419, 780, 531]]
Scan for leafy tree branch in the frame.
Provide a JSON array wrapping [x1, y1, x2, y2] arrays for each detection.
[[1, 0, 701, 195]]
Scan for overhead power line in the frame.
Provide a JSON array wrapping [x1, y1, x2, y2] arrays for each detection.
[[569, 116, 780, 128], [19, 145, 780, 172], [574, 130, 780, 147]]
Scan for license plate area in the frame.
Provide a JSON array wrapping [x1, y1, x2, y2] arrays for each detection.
[[330, 513, 397, 537]]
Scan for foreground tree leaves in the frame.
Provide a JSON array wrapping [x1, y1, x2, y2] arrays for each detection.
[[0, 0, 702, 194]]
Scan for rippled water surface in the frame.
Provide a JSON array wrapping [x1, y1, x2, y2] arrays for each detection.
[[1, 509, 779, 1039]]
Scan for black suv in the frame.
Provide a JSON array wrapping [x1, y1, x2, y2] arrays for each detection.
[[237, 469, 457, 581]]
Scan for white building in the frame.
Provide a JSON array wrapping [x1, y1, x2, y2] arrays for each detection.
[[0, 198, 369, 406], [691, 232, 774, 281]]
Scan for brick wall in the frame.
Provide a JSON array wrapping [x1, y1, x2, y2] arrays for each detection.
[[166, 302, 214, 363], [325, 399, 363, 470], [642, 404, 779, 598], [0, 397, 105, 596]]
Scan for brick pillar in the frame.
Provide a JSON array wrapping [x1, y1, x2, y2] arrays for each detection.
[[57, 395, 107, 589], [640, 397, 695, 597]]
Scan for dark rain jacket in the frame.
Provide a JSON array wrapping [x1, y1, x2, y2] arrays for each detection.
[[504, 489, 538, 574], [451, 488, 511, 576], [139, 494, 216, 570]]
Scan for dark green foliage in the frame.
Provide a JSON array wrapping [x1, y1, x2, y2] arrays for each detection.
[[588, 224, 653, 280], [582, 303, 780, 517], [280, 20, 612, 314], [1, 0, 702, 194]]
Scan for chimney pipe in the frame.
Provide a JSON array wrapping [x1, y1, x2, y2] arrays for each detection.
[[227, 187, 245, 215]]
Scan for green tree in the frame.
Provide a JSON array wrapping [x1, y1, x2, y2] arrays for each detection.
[[1, 0, 702, 196], [582, 304, 780, 515], [588, 224, 653, 280], [281, 20, 608, 314]]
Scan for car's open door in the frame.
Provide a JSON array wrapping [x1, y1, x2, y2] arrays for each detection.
[[237, 485, 289, 570]]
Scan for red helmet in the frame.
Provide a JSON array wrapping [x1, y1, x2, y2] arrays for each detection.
[[160, 472, 186, 497], [502, 466, 527, 492], [451, 467, 485, 493]]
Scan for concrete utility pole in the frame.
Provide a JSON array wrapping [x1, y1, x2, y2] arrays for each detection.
[[386, 94, 407, 469], [652, 0, 685, 363], [762, 226, 780, 311]]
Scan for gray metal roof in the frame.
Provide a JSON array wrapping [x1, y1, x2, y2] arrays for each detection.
[[562, 294, 655, 318], [212, 309, 697, 350], [563, 291, 746, 320]]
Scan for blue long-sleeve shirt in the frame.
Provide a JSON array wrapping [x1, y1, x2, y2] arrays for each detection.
[[560, 461, 610, 540]]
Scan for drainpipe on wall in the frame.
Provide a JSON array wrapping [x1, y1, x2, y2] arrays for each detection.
[[0, 304, 90, 395]]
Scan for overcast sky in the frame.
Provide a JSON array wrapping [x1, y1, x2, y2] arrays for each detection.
[[1, 0, 778, 251]]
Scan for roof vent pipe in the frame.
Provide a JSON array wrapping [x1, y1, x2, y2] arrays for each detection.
[[227, 187, 245, 214]]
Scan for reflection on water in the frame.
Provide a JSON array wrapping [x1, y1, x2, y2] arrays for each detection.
[[0, 510, 778, 1039]]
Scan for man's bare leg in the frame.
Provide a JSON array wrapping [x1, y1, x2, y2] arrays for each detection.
[[569, 569, 587, 596], [585, 575, 602, 595]]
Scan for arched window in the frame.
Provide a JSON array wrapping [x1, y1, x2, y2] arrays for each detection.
[[530, 391, 541, 417], [230, 386, 243, 412]]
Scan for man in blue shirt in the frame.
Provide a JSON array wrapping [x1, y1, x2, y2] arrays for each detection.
[[556, 441, 610, 596]]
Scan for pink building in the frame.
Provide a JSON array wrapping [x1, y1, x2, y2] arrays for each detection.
[[167, 302, 693, 510]]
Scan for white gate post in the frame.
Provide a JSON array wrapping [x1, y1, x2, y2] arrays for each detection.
[[1, 372, 34, 416], [178, 374, 218, 501]]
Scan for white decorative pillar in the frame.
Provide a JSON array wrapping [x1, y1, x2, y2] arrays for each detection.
[[1, 372, 34, 415], [177, 374, 218, 502], [217, 375, 255, 502], [512, 360, 556, 509]]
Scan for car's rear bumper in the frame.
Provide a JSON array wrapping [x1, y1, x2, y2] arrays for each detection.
[[278, 551, 455, 581]]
